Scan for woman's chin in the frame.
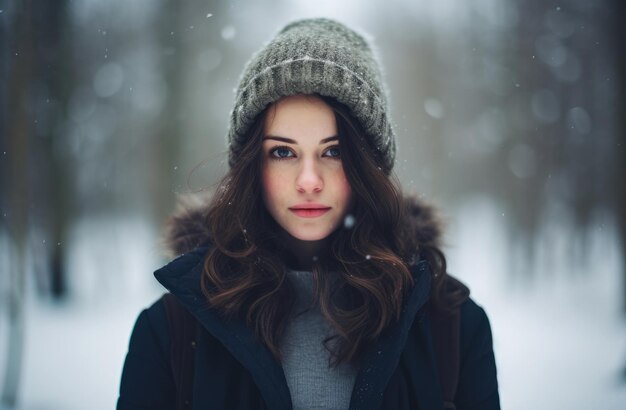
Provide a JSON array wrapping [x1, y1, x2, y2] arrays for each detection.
[[288, 230, 331, 242]]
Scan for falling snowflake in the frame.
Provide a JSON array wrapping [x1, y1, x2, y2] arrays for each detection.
[[344, 214, 355, 229]]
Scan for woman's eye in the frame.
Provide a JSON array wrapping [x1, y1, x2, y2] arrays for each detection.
[[324, 146, 341, 158], [270, 146, 294, 159]]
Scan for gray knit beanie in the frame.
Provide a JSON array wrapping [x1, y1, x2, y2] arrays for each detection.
[[227, 18, 396, 174]]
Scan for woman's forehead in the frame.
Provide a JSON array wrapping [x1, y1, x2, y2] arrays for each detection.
[[263, 95, 338, 144]]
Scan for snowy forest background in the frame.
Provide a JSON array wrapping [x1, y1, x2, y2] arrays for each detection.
[[1, 0, 625, 408]]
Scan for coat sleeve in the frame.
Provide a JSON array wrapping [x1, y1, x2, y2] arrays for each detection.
[[454, 300, 500, 410], [117, 299, 176, 410]]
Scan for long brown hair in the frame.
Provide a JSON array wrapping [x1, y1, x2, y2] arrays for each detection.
[[201, 95, 449, 367]]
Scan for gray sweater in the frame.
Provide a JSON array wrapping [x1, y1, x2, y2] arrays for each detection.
[[280, 270, 358, 410]]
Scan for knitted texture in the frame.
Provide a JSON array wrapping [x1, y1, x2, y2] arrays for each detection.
[[227, 18, 396, 173], [280, 270, 357, 410]]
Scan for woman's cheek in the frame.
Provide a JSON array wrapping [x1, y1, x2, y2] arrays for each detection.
[[262, 167, 283, 203]]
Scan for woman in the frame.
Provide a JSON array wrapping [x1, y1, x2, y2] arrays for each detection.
[[118, 18, 499, 410]]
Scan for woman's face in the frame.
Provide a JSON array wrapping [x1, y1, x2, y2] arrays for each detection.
[[261, 94, 352, 242]]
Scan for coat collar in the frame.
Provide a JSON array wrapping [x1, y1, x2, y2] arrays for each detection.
[[154, 246, 433, 410]]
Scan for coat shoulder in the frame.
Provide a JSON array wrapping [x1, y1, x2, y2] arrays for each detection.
[[458, 297, 493, 357], [117, 296, 175, 409], [456, 297, 500, 409], [459, 298, 489, 336], [133, 296, 170, 356]]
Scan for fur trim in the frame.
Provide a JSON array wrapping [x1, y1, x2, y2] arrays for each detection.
[[164, 194, 445, 257], [401, 195, 445, 250], [164, 194, 212, 257]]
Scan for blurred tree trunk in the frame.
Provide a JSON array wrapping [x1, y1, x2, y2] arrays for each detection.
[[33, 0, 73, 299], [612, 0, 626, 313], [148, 0, 184, 227], [509, 1, 620, 279], [1, 1, 32, 406], [149, 0, 224, 227]]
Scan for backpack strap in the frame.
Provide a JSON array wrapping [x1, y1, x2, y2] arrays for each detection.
[[429, 274, 469, 410], [162, 293, 197, 410], [430, 303, 461, 410]]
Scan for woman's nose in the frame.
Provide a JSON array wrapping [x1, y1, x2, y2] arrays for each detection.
[[296, 159, 323, 193]]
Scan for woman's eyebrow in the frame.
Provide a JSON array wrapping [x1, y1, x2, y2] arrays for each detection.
[[263, 135, 338, 144], [320, 136, 338, 144], [263, 136, 296, 143]]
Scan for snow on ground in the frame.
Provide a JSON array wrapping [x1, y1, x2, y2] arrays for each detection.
[[3, 198, 626, 409], [2, 214, 165, 410], [446, 197, 626, 410]]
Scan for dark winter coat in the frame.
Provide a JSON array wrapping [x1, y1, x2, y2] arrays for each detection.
[[117, 197, 500, 410]]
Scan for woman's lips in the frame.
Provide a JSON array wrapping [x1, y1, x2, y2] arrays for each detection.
[[289, 207, 331, 218]]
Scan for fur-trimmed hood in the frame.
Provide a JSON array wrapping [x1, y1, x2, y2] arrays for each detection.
[[163, 194, 445, 258]]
